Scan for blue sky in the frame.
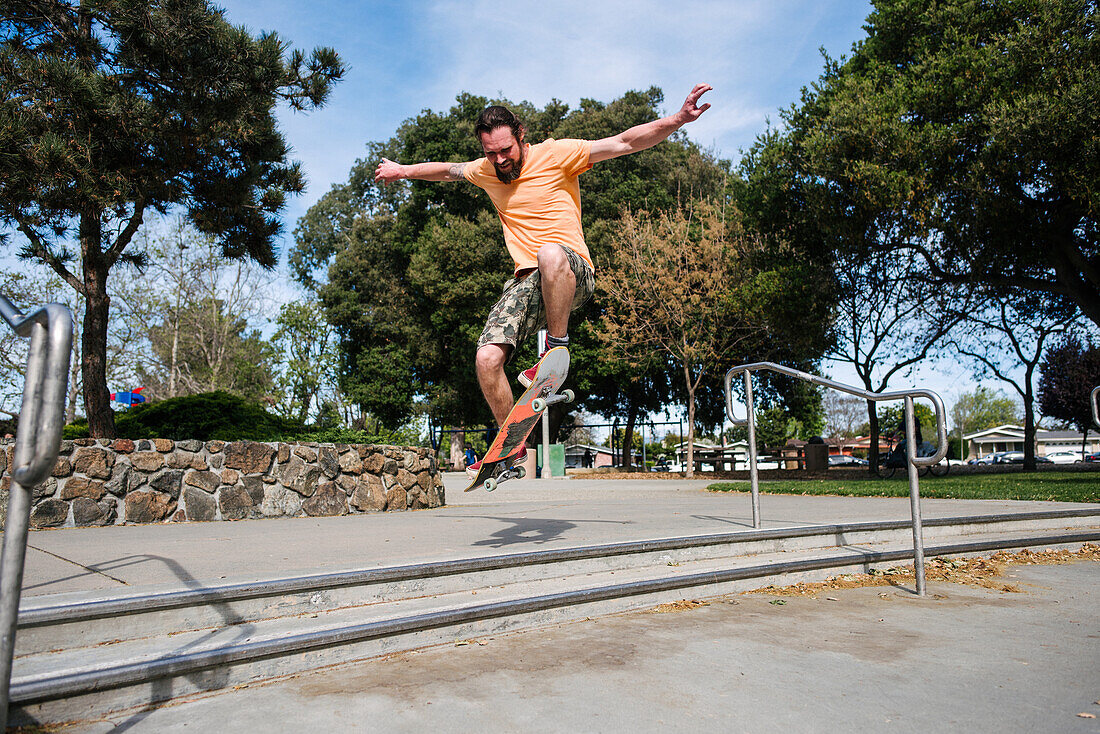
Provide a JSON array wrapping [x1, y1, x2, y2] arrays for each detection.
[[214, 0, 875, 248]]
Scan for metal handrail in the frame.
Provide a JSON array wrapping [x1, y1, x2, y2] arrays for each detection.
[[724, 361, 949, 597], [0, 292, 73, 730], [1092, 386, 1099, 430]]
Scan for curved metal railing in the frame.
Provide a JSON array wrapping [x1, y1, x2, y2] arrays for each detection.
[[724, 362, 948, 596], [0, 293, 73, 729], [1092, 386, 1099, 430]]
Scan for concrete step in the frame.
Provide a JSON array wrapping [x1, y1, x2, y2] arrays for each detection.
[[10, 509, 1099, 726], [17, 508, 1096, 655]]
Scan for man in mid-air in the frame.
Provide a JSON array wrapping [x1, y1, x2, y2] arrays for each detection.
[[374, 83, 712, 476]]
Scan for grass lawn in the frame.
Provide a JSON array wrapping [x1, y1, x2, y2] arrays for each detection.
[[707, 472, 1100, 504]]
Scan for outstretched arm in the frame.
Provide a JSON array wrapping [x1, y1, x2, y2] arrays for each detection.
[[589, 83, 712, 164], [374, 158, 472, 184]]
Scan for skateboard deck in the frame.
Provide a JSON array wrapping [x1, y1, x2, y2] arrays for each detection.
[[464, 347, 571, 492]]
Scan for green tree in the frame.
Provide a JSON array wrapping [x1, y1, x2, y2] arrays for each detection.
[[949, 290, 1081, 469], [270, 299, 340, 425], [877, 403, 938, 446], [596, 200, 778, 478], [753, 406, 803, 454], [142, 298, 276, 403], [0, 0, 344, 436], [737, 104, 964, 472], [1038, 335, 1100, 453], [951, 386, 1021, 460], [781, 0, 1099, 324], [951, 387, 1020, 434]]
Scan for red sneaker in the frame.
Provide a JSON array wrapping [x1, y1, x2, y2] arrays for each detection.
[[517, 362, 539, 388], [519, 345, 568, 387], [465, 446, 527, 479]]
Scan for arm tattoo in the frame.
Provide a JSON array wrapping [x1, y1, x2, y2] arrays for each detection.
[[447, 162, 467, 181]]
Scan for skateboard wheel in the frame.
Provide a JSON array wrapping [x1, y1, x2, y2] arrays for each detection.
[[514, 466, 527, 479], [484, 477, 498, 492], [531, 398, 546, 412], [561, 389, 574, 403]]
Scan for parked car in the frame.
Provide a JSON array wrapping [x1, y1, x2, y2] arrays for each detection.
[[1085, 452, 1100, 463], [995, 451, 1053, 464], [828, 454, 868, 467], [756, 456, 780, 470], [1043, 450, 1083, 464], [974, 451, 1017, 464]]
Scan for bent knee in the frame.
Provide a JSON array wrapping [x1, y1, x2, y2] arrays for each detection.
[[537, 245, 570, 275], [476, 345, 509, 373]]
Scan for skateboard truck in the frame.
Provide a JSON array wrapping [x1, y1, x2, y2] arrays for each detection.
[[483, 462, 527, 492], [531, 389, 574, 413]]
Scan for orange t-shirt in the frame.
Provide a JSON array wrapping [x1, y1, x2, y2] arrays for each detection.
[[464, 138, 595, 274]]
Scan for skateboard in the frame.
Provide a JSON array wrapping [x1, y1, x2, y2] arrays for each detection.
[[464, 346, 574, 492]]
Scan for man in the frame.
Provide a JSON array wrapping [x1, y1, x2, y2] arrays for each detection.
[[374, 83, 712, 476]]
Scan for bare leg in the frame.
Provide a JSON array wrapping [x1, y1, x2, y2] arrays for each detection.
[[537, 245, 576, 339], [476, 343, 514, 426], [475, 343, 537, 475]]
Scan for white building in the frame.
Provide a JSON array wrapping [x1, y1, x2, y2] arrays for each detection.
[[962, 425, 1099, 460]]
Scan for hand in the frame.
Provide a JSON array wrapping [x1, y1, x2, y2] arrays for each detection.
[[374, 157, 405, 184], [677, 83, 712, 124]]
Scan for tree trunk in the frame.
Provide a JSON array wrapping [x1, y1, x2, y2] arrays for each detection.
[[80, 213, 116, 438], [622, 398, 639, 469], [1022, 368, 1036, 471], [449, 427, 466, 471], [169, 296, 181, 398]]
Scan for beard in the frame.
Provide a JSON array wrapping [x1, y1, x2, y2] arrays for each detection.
[[493, 150, 525, 183]]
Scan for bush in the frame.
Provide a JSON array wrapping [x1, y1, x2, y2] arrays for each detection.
[[62, 418, 89, 439], [58, 392, 424, 445], [114, 391, 303, 441]]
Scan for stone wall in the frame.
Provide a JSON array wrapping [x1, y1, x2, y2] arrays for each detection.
[[0, 438, 444, 529]]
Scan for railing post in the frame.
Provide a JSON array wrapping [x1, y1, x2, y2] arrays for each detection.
[[744, 371, 760, 529], [0, 298, 73, 730], [903, 395, 927, 596]]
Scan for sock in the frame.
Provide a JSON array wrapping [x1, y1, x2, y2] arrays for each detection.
[[546, 334, 569, 350]]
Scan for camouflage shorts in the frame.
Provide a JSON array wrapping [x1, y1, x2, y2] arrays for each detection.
[[477, 245, 595, 354]]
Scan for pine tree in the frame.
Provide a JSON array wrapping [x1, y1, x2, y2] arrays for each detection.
[[0, 0, 344, 436]]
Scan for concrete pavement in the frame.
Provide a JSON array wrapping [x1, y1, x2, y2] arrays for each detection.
[[37, 559, 1100, 733]]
